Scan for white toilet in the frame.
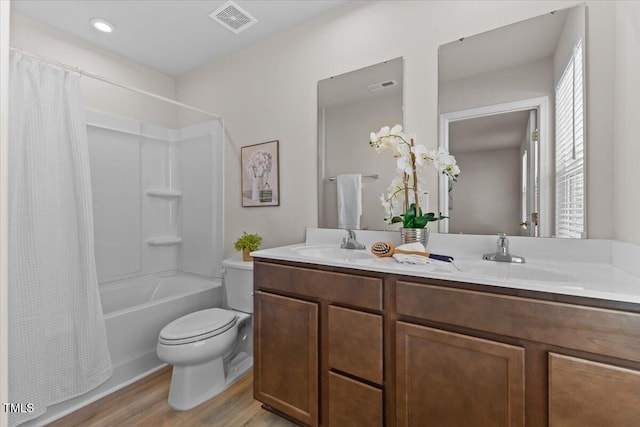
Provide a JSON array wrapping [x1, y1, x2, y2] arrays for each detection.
[[157, 257, 254, 410]]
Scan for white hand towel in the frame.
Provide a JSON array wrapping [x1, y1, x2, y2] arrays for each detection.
[[392, 242, 431, 265], [396, 242, 426, 252], [337, 174, 362, 229], [393, 254, 431, 265]]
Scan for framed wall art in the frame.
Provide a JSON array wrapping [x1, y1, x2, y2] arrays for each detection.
[[241, 140, 280, 207]]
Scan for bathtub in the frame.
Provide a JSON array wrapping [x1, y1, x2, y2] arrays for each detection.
[[23, 271, 222, 426], [101, 271, 223, 368]]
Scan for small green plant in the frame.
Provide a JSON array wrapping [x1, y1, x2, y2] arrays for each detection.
[[234, 231, 262, 252]]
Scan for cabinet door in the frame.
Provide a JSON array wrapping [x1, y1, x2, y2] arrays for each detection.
[[396, 322, 525, 427], [254, 291, 319, 426], [549, 353, 640, 427]]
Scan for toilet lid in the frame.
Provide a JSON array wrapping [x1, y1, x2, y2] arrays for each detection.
[[159, 308, 237, 345]]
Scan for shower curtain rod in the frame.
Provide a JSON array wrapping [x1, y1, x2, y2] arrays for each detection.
[[10, 47, 221, 120]]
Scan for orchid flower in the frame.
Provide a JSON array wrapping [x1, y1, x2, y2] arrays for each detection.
[[370, 124, 460, 228]]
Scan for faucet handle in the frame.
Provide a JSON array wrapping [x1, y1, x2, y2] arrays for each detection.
[[485, 232, 524, 263], [342, 229, 365, 250], [497, 232, 509, 251]]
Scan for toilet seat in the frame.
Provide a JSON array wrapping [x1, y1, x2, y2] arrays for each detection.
[[159, 308, 237, 345]]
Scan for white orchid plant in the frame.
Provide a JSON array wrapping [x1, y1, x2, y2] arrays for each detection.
[[369, 124, 460, 229]]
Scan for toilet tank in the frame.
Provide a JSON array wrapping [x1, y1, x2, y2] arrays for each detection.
[[222, 256, 254, 313]]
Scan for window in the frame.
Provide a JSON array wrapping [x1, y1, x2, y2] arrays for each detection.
[[555, 39, 585, 238]]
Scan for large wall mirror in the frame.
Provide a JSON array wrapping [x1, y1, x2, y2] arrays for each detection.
[[438, 4, 586, 238], [318, 58, 403, 230]]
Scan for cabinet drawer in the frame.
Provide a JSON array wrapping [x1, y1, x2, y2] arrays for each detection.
[[255, 261, 383, 311], [549, 353, 640, 426], [328, 305, 383, 384], [396, 281, 640, 363], [329, 371, 383, 427]]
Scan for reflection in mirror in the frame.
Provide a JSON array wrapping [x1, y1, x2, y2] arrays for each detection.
[[438, 4, 586, 238], [318, 58, 403, 230], [449, 108, 537, 236]]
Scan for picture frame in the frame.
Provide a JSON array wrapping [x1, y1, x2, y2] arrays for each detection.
[[241, 140, 280, 207]]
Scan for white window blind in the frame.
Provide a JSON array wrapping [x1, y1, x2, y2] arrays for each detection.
[[555, 39, 585, 238]]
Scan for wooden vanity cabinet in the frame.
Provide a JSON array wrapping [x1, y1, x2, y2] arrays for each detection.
[[396, 280, 640, 427], [253, 260, 384, 427], [254, 258, 640, 426]]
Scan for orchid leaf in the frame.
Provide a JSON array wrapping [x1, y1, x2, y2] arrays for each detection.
[[423, 212, 436, 222], [413, 216, 428, 228], [405, 203, 417, 218]]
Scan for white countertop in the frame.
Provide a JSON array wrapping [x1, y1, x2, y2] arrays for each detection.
[[251, 228, 640, 305]]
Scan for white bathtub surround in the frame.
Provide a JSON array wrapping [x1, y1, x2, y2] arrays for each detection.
[[8, 53, 112, 426], [253, 228, 640, 304], [87, 110, 224, 283]]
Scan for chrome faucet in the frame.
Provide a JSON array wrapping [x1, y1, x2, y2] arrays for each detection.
[[483, 232, 525, 263], [341, 229, 366, 250]]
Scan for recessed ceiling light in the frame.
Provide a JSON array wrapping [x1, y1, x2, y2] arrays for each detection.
[[90, 18, 115, 33]]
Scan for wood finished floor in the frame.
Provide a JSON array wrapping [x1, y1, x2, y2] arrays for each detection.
[[50, 367, 297, 427]]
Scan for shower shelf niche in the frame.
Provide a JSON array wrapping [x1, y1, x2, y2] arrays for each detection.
[[146, 188, 183, 199], [146, 236, 183, 246]]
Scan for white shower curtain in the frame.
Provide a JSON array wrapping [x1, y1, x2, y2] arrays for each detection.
[[8, 53, 112, 426]]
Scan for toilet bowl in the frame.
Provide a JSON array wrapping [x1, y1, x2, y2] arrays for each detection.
[[157, 257, 254, 410]]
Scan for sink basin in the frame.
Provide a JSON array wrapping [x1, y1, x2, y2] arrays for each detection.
[[455, 259, 577, 282], [290, 245, 373, 262]]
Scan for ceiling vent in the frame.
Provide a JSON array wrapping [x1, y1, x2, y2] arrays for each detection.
[[367, 80, 398, 92], [209, 1, 257, 34]]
